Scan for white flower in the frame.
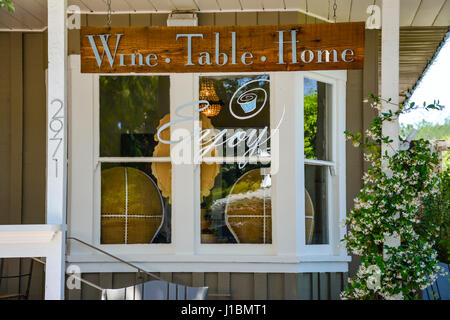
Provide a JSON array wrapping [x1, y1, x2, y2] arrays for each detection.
[[367, 275, 381, 290]]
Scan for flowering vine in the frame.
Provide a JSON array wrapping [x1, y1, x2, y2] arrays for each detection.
[[341, 95, 447, 300]]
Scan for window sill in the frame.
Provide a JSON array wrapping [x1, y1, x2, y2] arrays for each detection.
[[66, 254, 351, 273]]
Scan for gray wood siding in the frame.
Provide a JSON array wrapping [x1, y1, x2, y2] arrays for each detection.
[[64, 272, 348, 300], [0, 11, 377, 300], [0, 32, 47, 300]]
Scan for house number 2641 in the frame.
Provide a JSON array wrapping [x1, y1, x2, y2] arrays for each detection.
[[49, 99, 64, 178]]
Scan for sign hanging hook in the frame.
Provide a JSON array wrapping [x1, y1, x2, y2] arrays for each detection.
[[333, 0, 337, 23], [106, 0, 112, 27]]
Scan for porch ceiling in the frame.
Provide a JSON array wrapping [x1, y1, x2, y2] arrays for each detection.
[[378, 27, 449, 102], [0, 0, 449, 31]]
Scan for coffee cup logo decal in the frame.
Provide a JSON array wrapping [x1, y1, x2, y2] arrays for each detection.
[[229, 79, 269, 120], [237, 91, 258, 113]]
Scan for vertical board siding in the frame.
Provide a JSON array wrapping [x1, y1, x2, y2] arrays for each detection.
[[99, 272, 113, 290], [311, 273, 320, 299], [81, 273, 101, 300], [230, 273, 252, 300], [64, 272, 346, 300], [4, 32, 22, 297], [9, 32, 23, 227], [253, 273, 268, 299], [267, 273, 284, 300], [130, 14, 151, 26], [218, 272, 231, 299], [214, 12, 236, 26], [204, 273, 218, 300], [284, 273, 298, 300], [0, 33, 12, 301], [198, 13, 215, 26], [319, 273, 330, 300], [258, 12, 279, 25], [173, 272, 193, 287], [0, 33, 11, 227], [236, 12, 258, 26], [346, 69, 364, 278], [22, 33, 47, 226], [192, 272, 205, 287], [297, 273, 312, 300], [362, 29, 380, 173], [329, 272, 342, 300]]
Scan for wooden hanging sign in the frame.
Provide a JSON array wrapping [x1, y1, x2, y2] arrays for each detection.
[[80, 22, 364, 73]]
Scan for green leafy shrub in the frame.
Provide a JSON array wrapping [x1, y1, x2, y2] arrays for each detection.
[[0, 0, 14, 12], [342, 95, 447, 300]]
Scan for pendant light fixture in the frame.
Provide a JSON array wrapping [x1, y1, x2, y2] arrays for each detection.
[[199, 79, 223, 117]]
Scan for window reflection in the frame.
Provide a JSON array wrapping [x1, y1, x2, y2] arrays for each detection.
[[305, 164, 329, 244], [304, 78, 330, 161], [304, 78, 331, 245], [100, 76, 170, 157]]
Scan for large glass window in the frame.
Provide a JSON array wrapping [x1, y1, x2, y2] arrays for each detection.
[[304, 78, 332, 245], [99, 76, 171, 244], [199, 75, 272, 244]]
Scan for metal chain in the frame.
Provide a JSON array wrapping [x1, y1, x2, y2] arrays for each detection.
[[371, 0, 376, 16], [333, 0, 337, 23], [107, 0, 112, 27], [327, 0, 330, 20]]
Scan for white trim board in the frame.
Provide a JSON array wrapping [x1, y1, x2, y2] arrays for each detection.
[[68, 261, 350, 274]]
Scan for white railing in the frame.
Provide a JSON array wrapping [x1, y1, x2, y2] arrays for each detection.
[[0, 224, 64, 299]]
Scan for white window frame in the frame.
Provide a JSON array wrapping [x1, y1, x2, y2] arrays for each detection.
[[67, 55, 349, 273], [300, 71, 342, 256]]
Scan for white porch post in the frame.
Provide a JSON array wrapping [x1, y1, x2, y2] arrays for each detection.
[[381, 0, 401, 264], [46, 0, 67, 300], [381, 0, 400, 153]]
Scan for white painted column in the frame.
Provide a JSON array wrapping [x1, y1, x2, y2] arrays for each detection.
[[381, 0, 401, 264], [168, 14, 198, 256], [272, 72, 303, 257], [46, 0, 67, 300], [381, 0, 400, 153], [171, 74, 198, 256]]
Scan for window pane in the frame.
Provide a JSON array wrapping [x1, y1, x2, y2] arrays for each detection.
[[199, 75, 270, 158], [100, 162, 171, 244], [100, 76, 170, 157], [304, 78, 331, 161], [305, 165, 329, 244], [198, 75, 272, 245], [201, 163, 272, 244]]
